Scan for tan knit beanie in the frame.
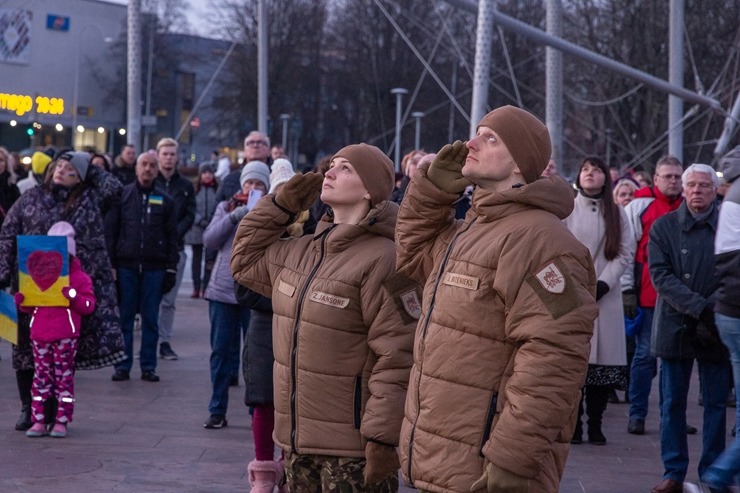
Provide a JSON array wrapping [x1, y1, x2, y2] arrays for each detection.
[[478, 105, 552, 184], [332, 143, 394, 207]]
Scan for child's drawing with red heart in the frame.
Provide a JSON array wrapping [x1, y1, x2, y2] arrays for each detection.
[[26, 251, 63, 292]]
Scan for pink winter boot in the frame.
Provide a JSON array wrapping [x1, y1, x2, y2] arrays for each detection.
[[247, 459, 283, 493]]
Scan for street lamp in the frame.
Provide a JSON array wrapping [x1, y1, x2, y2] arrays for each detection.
[[280, 113, 291, 152], [390, 88, 408, 173], [72, 24, 113, 148], [411, 111, 425, 150]]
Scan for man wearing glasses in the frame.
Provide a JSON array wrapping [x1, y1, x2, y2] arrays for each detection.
[[623, 155, 684, 436], [215, 131, 271, 203]]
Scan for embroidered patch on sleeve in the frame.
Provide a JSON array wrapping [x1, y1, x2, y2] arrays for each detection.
[[383, 274, 424, 324], [526, 257, 581, 320]]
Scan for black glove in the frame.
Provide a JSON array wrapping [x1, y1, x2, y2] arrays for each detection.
[[595, 280, 610, 301], [84, 162, 102, 184], [699, 305, 716, 328], [162, 269, 177, 294], [274, 172, 324, 214], [427, 141, 472, 194], [623, 289, 638, 319]]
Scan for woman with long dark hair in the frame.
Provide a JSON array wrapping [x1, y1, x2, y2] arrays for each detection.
[[564, 156, 635, 445]]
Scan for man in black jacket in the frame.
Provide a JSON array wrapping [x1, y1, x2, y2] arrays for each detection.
[[647, 163, 730, 493], [154, 138, 195, 361], [107, 151, 179, 383]]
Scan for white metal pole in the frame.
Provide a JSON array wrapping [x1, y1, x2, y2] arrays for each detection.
[[546, 0, 563, 174], [412, 111, 425, 150], [280, 114, 290, 152], [257, 0, 268, 134], [391, 88, 408, 172], [127, 0, 142, 152], [668, 0, 684, 160], [469, 0, 495, 137]]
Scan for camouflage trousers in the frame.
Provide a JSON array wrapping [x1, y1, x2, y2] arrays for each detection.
[[285, 451, 398, 493]]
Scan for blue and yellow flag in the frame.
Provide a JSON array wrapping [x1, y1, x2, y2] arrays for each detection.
[[0, 291, 18, 344], [18, 235, 69, 307]]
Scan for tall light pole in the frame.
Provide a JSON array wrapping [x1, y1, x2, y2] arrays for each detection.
[[127, 0, 143, 152], [71, 23, 111, 147], [280, 113, 290, 152], [390, 88, 408, 172], [411, 111, 425, 150]]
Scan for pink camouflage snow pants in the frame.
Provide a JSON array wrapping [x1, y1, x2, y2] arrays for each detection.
[[31, 338, 78, 424]]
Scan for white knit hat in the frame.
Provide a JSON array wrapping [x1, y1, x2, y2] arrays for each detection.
[[268, 158, 296, 194], [239, 161, 270, 190]]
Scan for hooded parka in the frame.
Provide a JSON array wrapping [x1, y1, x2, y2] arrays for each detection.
[[395, 166, 598, 493], [231, 195, 417, 457]]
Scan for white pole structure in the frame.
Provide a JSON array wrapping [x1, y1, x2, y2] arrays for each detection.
[[390, 88, 408, 173], [469, 0, 495, 138], [546, 0, 563, 174], [127, 0, 142, 152], [412, 111, 425, 150], [668, 0, 684, 161], [143, 14, 155, 151], [257, 0, 268, 134], [280, 113, 290, 152]]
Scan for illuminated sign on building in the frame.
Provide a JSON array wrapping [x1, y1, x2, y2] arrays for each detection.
[[0, 93, 64, 116]]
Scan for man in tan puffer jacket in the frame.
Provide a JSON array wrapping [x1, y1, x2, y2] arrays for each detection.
[[396, 106, 598, 493]]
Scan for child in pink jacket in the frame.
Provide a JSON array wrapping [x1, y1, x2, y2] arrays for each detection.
[[15, 221, 96, 438]]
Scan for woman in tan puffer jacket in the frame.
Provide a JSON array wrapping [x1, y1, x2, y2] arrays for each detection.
[[231, 143, 418, 492]]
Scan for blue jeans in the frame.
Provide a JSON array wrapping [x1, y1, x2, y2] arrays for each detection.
[[660, 357, 729, 482], [116, 268, 165, 373], [208, 301, 250, 416], [629, 307, 657, 421], [702, 313, 740, 489]]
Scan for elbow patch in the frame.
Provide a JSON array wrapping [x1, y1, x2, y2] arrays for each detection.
[[383, 274, 423, 324], [526, 258, 583, 320]]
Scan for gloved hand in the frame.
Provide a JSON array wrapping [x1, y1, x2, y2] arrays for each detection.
[[595, 280, 610, 301], [274, 172, 324, 214], [229, 205, 250, 225], [13, 292, 24, 306], [162, 269, 177, 294], [427, 140, 472, 194], [699, 305, 716, 328], [61, 286, 77, 299], [363, 441, 400, 485], [470, 463, 529, 493], [622, 289, 638, 319]]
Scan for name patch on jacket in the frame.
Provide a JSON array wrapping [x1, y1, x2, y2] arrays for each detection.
[[309, 291, 349, 308], [384, 274, 423, 324], [526, 257, 580, 319], [442, 272, 480, 290]]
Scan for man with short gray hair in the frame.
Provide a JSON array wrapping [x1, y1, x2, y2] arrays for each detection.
[[647, 164, 730, 493]]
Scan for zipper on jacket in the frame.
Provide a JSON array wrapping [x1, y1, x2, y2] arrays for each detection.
[[353, 375, 362, 429], [406, 217, 477, 480], [289, 225, 335, 452], [479, 391, 498, 455], [140, 191, 148, 274]]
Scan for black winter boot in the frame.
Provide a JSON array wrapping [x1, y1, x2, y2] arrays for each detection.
[[15, 369, 33, 431], [571, 389, 584, 444], [586, 385, 609, 445]]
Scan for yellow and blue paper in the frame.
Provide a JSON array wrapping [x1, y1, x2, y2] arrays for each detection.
[[0, 291, 18, 344], [18, 235, 69, 307]]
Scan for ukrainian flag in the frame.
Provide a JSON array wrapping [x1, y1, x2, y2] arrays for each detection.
[[0, 291, 17, 344], [149, 195, 164, 206], [18, 235, 69, 307]]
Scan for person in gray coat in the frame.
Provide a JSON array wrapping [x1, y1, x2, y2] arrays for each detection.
[[201, 161, 270, 430]]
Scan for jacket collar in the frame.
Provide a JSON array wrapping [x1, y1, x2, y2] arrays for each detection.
[[470, 175, 575, 223], [677, 201, 718, 232], [314, 200, 398, 252]]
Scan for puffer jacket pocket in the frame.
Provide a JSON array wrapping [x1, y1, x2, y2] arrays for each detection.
[[479, 392, 498, 455], [353, 375, 362, 429]]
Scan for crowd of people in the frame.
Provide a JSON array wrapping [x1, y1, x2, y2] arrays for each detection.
[[0, 105, 739, 493]]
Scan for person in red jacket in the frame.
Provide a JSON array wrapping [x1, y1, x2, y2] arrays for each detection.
[[15, 221, 96, 438]]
